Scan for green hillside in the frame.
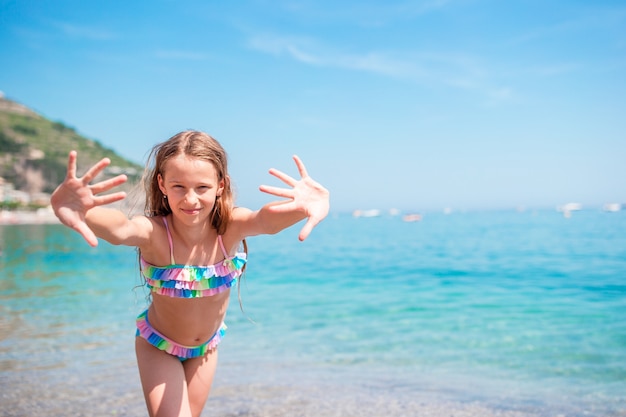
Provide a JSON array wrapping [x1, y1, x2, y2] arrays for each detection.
[[0, 95, 142, 196]]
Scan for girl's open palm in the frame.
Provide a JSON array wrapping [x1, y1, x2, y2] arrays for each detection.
[[51, 151, 128, 247], [259, 155, 330, 241]]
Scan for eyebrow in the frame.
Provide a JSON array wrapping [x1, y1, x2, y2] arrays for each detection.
[[166, 179, 214, 186]]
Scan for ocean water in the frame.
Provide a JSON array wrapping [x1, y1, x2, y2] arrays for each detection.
[[1, 209, 625, 416]]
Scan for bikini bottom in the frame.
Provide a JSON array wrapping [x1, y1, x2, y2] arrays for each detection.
[[135, 309, 226, 361]]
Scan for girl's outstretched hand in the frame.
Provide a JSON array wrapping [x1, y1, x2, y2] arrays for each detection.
[[51, 151, 128, 247], [259, 155, 330, 241]]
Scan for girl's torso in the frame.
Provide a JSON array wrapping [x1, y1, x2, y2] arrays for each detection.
[[139, 216, 246, 346]]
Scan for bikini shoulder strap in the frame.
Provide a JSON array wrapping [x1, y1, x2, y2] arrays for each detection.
[[162, 216, 176, 264], [217, 235, 229, 258]]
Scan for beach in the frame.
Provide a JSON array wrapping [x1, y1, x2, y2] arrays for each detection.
[[1, 210, 625, 416], [1, 371, 562, 417], [0, 208, 60, 225]]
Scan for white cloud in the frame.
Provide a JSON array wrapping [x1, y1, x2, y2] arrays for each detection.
[[278, 0, 452, 26], [506, 5, 626, 47], [485, 87, 514, 106], [49, 21, 117, 41], [248, 33, 508, 101]]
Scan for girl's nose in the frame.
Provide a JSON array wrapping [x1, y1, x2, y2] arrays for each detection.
[[183, 190, 198, 204]]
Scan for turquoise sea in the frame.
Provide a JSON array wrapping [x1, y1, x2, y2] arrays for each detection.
[[1, 209, 625, 416]]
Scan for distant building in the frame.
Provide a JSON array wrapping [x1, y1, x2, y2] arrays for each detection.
[[0, 177, 49, 205]]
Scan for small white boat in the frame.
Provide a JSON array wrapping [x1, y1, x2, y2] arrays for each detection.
[[603, 203, 622, 212], [402, 213, 422, 222], [352, 209, 381, 218]]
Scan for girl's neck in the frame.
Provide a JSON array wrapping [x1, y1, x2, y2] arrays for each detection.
[[168, 215, 217, 246], [167, 216, 220, 265]]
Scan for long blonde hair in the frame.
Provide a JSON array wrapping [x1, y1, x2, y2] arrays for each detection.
[[137, 131, 248, 308]]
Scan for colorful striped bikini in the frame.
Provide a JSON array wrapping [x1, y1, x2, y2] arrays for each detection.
[[135, 216, 247, 360]]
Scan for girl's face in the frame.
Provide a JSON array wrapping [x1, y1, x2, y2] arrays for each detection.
[[157, 154, 224, 225]]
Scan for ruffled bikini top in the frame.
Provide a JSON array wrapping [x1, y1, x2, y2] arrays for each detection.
[[140, 217, 247, 298]]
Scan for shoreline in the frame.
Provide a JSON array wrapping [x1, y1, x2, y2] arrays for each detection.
[[2, 365, 620, 417], [0, 208, 60, 225]]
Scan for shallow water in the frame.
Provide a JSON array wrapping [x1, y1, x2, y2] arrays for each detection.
[[1, 209, 625, 416]]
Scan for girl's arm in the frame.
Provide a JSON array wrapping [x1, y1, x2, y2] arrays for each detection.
[[233, 155, 330, 241], [84, 207, 153, 247], [51, 151, 150, 247]]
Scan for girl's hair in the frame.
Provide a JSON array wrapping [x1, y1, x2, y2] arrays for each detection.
[[137, 130, 249, 310], [142, 130, 234, 234], [138, 130, 248, 311]]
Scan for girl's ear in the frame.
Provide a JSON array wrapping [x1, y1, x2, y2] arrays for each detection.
[[157, 173, 167, 195], [217, 175, 228, 198]]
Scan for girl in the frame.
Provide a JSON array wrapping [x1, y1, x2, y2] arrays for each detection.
[[51, 130, 330, 417]]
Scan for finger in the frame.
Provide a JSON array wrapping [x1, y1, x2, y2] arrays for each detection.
[[66, 151, 78, 180], [73, 223, 99, 247], [264, 200, 295, 213], [292, 155, 309, 178], [90, 175, 128, 195], [268, 168, 297, 187], [93, 191, 127, 206], [259, 184, 294, 199], [81, 158, 112, 185], [298, 217, 319, 241]]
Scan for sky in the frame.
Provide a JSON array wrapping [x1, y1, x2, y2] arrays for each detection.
[[1, 0, 625, 213]]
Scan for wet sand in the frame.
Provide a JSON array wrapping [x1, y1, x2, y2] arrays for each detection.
[[2, 364, 615, 417], [0, 377, 545, 417]]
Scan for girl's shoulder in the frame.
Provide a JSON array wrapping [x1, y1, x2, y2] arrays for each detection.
[[231, 206, 254, 220], [224, 207, 254, 242], [129, 214, 162, 235], [228, 206, 257, 230], [134, 215, 170, 259]]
